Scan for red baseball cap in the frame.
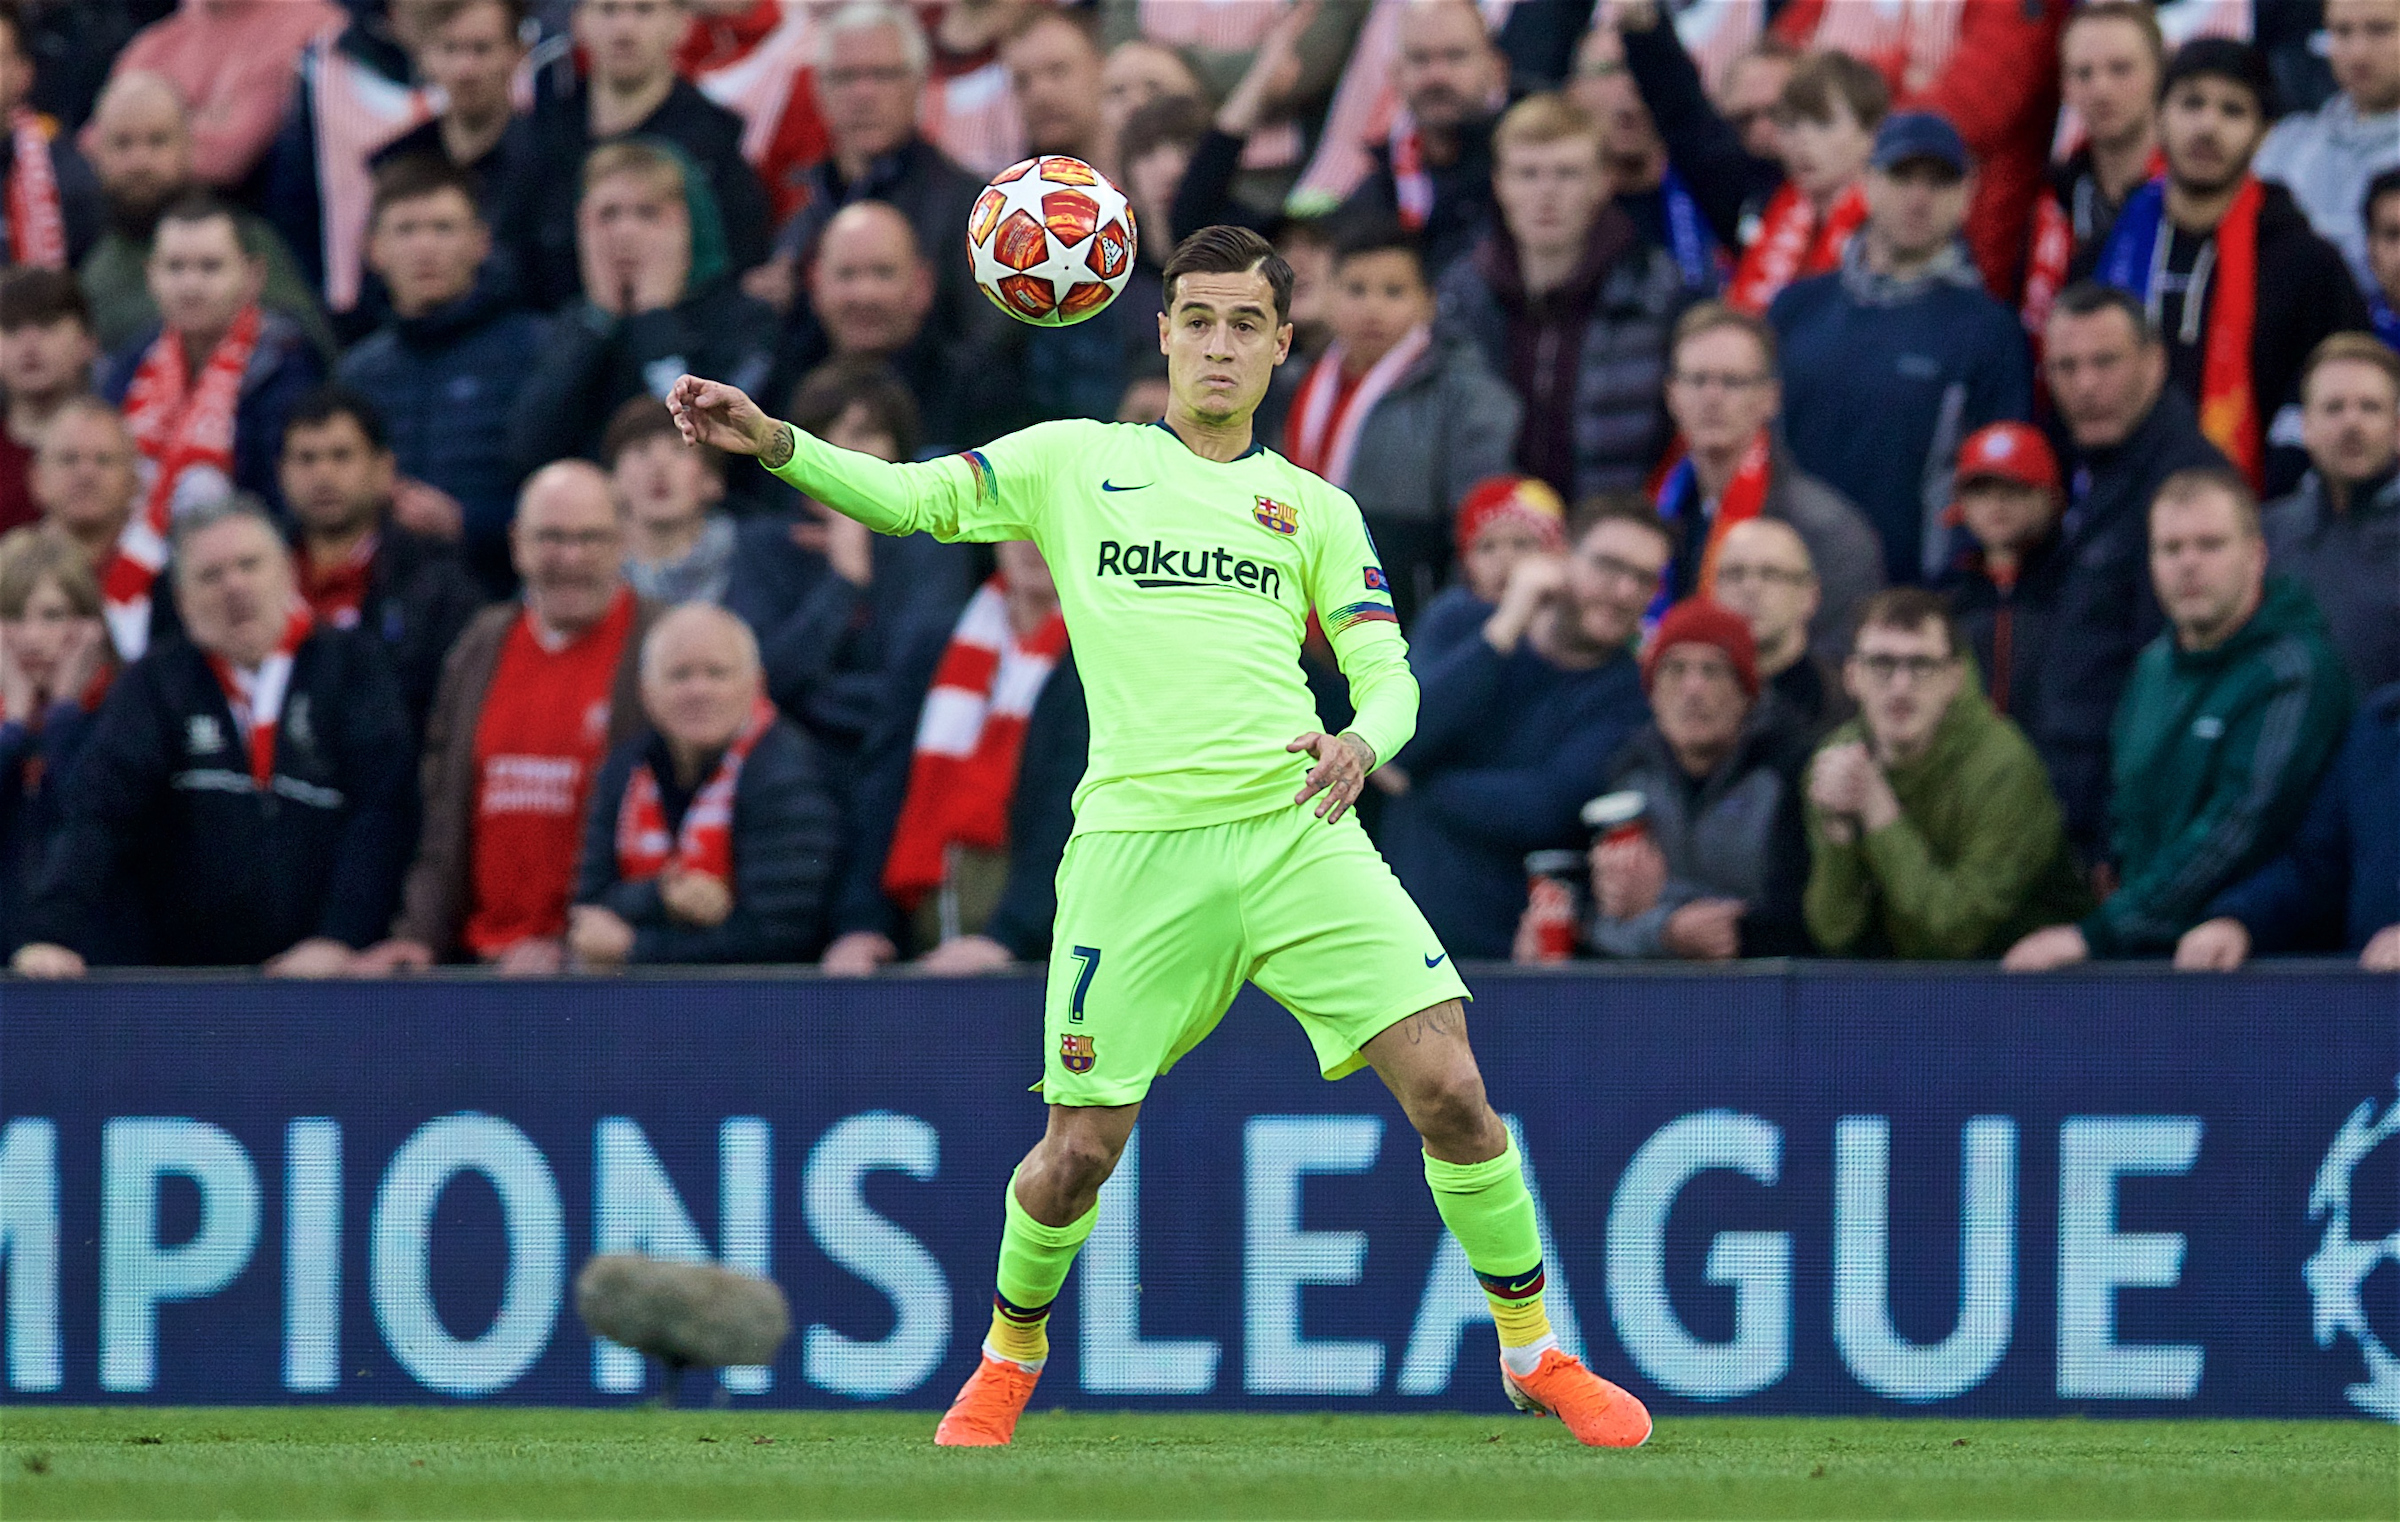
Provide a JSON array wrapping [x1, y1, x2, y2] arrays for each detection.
[[1952, 422, 2060, 492], [1643, 598, 1760, 700]]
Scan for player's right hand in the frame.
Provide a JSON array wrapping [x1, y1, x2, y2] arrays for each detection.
[[667, 374, 781, 460]]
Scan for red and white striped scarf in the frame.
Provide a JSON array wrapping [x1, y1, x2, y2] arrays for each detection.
[[690, 0, 818, 168], [302, 36, 434, 313], [919, 53, 1026, 179], [614, 695, 776, 883], [1284, 324, 1430, 487], [1674, 0, 1769, 96], [1725, 180, 1866, 315], [6, 107, 67, 269], [106, 303, 262, 661], [1783, 0, 1964, 96], [882, 576, 1067, 910], [204, 602, 315, 789]]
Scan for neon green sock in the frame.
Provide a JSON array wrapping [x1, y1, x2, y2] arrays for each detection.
[[986, 1174, 1098, 1369], [1423, 1137, 1555, 1353]]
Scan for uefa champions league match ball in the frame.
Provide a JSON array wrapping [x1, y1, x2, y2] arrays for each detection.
[[965, 155, 1138, 327]]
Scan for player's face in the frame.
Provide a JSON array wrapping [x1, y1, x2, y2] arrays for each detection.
[[1158, 269, 1292, 425]]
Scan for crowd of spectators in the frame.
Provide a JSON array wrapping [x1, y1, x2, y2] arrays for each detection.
[[0, 0, 2393, 981]]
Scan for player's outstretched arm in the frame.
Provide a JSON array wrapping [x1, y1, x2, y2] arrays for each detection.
[[666, 374, 791, 464], [666, 372, 984, 540]]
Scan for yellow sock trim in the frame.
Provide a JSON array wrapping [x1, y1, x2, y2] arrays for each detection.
[[986, 1300, 1049, 1366], [1489, 1295, 1553, 1350]]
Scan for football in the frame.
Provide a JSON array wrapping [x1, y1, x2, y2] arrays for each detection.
[[965, 155, 1138, 327]]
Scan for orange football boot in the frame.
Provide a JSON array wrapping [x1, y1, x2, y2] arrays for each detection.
[[933, 1353, 1043, 1447], [1500, 1349, 1654, 1448]]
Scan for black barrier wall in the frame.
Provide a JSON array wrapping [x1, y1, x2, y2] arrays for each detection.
[[1, 966, 2394, 1418]]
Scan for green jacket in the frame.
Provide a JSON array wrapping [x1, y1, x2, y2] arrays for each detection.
[[2083, 575, 2351, 956], [1804, 680, 2089, 958], [78, 215, 335, 360]]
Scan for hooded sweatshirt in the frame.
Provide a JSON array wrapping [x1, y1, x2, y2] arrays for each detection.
[[1803, 677, 2089, 959], [2083, 575, 2351, 956]]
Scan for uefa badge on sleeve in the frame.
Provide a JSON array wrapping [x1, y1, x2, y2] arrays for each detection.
[[1060, 1033, 1097, 1073]]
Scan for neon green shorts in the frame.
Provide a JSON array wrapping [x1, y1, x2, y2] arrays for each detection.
[[1041, 805, 1472, 1106]]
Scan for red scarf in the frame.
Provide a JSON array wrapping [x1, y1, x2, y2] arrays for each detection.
[[2195, 176, 2265, 492], [1695, 431, 1774, 598], [6, 108, 66, 268], [882, 577, 1067, 910], [1388, 109, 1431, 230], [300, 531, 379, 628], [204, 603, 314, 789], [1726, 181, 1866, 316], [1283, 324, 1430, 487], [107, 304, 262, 658], [614, 695, 776, 883]]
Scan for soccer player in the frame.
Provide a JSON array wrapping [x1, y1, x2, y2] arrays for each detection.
[[665, 226, 1652, 1451]]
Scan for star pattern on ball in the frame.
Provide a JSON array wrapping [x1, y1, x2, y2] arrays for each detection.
[[966, 157, 1136, 327]]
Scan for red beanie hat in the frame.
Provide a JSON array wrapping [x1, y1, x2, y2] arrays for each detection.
[[1643, 598, 1761, 699], [1453, 475, 1567, 562]]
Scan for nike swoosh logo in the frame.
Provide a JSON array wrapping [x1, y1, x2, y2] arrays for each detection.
[[1100, 480, 1149, 492], [1424, 952, 1448, 968]]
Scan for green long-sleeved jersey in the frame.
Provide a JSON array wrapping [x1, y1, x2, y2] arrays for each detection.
[[769, 418, 1415, 834]]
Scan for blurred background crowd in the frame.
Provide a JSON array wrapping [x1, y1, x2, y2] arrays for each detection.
[[0, 0, 2393, 981]]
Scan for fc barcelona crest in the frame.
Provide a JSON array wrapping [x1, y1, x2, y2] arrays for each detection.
[[1253, 496, 1299, 536], [1059, 1033, 1097, 1073]]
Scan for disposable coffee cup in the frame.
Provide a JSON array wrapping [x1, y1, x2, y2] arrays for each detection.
[[1581, 790, 1649, 847]]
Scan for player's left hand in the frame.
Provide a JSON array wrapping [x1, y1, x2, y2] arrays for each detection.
[[1288, 730, 1375, 824]]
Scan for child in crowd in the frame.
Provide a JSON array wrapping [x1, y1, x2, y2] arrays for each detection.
[[603, 397, 734, 606]]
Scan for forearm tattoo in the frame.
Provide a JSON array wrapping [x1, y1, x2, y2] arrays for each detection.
[[760, 422, 794, 469]]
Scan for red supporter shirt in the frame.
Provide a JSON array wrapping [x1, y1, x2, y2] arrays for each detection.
[[0, 427, 38, 536], [463, 589, 636, 956]]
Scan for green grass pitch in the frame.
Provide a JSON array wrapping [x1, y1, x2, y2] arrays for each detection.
[[2, 1407, 2391, 1519]]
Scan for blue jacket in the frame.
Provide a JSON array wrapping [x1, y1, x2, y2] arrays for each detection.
[[2208, 681, 2399, 955], [1380, 635, 1649, 959], [100, 310, 325, 516], [1769, 245, 2031, 586], [336, 274, 550, 553], [575, 718, 841, 964]]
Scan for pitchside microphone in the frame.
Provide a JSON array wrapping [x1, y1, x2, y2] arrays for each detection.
[[574, 1255, 791, 1401]]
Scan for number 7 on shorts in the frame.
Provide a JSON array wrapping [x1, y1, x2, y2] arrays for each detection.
[[1068, 945, 1101, 1023]]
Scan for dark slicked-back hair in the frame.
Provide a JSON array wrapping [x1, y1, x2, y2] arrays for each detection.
[[1162, 225, 1294, 325]]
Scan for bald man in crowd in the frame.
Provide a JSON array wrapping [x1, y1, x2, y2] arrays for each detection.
[[358, 462, 660, 976], [776, 200, 1003, 451], [77, 71, 331, 356], [1710, 516, 1851, 732], [568, 602, 840, 967]]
